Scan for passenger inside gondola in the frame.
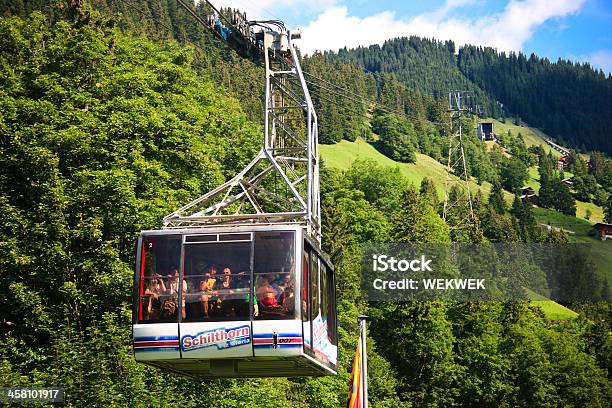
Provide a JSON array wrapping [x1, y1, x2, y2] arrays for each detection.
[[218, 267, 237, 316], [208, 264, 219, 285], [214, 18, 231, 41], [199, 270, 217, 318], [256, 275, 279, 308], [256, 274, 294, 319], [272, 273, 295, 313], [167, 269, 187, 319], [143, 274, 166, 321]]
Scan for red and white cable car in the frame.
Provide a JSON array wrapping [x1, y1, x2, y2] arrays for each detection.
[[133, 5, 337, 378], [133, 225, 336, 377]]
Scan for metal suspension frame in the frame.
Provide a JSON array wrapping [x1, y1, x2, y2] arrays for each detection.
[[163, 30, 321, 244], [443, 91, 475, 229]]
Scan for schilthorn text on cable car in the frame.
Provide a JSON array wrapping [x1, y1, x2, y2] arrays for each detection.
[[182, 325, 251, 352]]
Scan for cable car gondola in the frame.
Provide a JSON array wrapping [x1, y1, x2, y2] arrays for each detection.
[[133, 225, 336, 377], [132, 5, 337, 378]]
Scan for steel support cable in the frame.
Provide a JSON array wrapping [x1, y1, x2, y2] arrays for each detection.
[[303, 70, 411, 116], [119, 0, 450, 132], [305, 79, 444, 128], [116, 0, 217, 56], [304, 78, 447, 127], [306, 89, 370, 120], [305, 80, 372, 110], [304, 69, 456, 130], [305, 85, 398, 128], [305, 80, 375, 110], [306, 69, 451, 126], [303, 70, 377, 106]]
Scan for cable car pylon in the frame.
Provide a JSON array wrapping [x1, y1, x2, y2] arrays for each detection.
[[443, 91, 475, 229]]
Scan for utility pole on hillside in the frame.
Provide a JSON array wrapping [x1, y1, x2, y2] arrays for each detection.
[[443, 91, 475, 229]]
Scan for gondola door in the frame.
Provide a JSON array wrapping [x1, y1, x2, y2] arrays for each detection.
[[134, 234, 182, 361], [252, 230, 303, 357], [179, 233, 254, 360]]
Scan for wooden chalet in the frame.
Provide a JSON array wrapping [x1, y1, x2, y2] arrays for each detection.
[[520, 186, 538, 205], [558, 156, 568, 171], [593, 223, 612, 241]]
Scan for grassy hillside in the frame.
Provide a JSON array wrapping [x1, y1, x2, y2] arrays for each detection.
[[524, 288, 579, 321], [322, 125, 604, 222], [320, 138, 495, 198], [575, 201, 605, 222], [486, 118, 561, 157], [487, 119, 604, 222], [489, 118, 590, 160], [533, 207, 612, 283], [526, 167, 604, 222], [533, 207, 596, 241]]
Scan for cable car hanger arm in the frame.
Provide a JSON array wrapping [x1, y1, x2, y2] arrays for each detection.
[[175, 0, 299, 67]]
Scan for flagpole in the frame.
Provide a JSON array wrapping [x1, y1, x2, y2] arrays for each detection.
[[359, 315, 368, 408]]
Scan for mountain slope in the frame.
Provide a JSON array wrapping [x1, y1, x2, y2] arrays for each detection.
[[459, 45, 612, 154], [328, 37, 612, 155], [330, 37, 503, 117], [320, 138, 498, 198], [321, 139, 594, 321]]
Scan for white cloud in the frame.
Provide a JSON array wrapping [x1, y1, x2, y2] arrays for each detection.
[[427, 0, 480, 19], [299, 0, 586, 55]]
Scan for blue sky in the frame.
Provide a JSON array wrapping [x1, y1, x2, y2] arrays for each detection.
[[216, 0, 612, 74]]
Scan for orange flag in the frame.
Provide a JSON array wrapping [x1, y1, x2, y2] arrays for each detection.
[[347, 338, 362, 408]]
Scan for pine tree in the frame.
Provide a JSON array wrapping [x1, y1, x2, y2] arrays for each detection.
[[419, 177, 439, 210], [604, 194, 612, 223], [489, 178, 506, 214], [510, 195, 541, 241], [553, 180, 577, 216], [391, 185, 450, 243]]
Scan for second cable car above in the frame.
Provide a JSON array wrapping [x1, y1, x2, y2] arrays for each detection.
[[132, 3, 337, 378]]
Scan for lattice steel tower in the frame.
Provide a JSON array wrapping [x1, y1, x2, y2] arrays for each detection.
[[443, 91, 475, 229]]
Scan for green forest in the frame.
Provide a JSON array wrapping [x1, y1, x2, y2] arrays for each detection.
[[0, 1, 611, 407], [328, 37, 612, 155]]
